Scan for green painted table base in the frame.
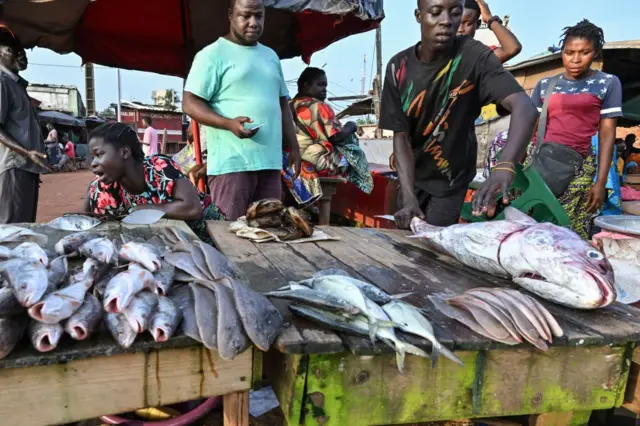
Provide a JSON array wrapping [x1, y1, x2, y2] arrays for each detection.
[[270, 344, 632, 426]]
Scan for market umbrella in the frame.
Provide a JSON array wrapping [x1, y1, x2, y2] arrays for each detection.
[[38, 111, 85, 127]]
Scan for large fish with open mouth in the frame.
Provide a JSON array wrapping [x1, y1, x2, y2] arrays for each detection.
[[119, 242, 162, 273], [0, 242, 49, 266], [0, 225, 47, 247], [28, 279, 93, 324], [410, 207, 616, 309], [1, 258, 49, 307], [55, 232, 102, 256], [79, 238, 118, 265], [103, 264, 155, 313], [65, 293, 103, 340]]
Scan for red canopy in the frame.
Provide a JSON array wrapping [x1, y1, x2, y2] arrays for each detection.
[[5, 0, 383, 77]]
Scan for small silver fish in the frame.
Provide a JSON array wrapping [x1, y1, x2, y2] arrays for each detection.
[[149, 296, 182, 342], [153, 261, 176, 296], [266, 283, 361, 316], [119, 242, 162, 273], [79, 238, 118, 265], [8, 243, 49, 266], [55, 232, 102, 256], [65, 293, 103, 340], [122, 291, 158, 333], [46, 215, 101, 232], [29, 320, 63, 352], [105, 312, 137, 348], [103, 264, 155, 313], [47, 256, 69, 290], [0, 225, 47, 247], [28, 279, 92, 324], [1, 258, 49, 307]]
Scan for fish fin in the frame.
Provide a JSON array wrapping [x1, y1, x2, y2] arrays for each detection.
[[436, 344, 463, 366], [378, 319, 400, 328], [504, 207, 537, 224], [430, 345, 440, 368], [276, 284, 291, 291], [382, 339, 406, 375], [400, 341, 430, 359], [390, 292, 413, 300]]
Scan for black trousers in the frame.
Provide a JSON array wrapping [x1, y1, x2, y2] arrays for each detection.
[[416, 186, 467, 227], [0, 168, 39, 224]]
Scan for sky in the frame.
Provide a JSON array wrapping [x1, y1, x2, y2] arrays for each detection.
[[21, 0, 640, 113]]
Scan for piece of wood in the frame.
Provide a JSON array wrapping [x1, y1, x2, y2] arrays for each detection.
[[528, 412, 574, 426], [266, 352, 308, 426], [0, 346, 251, 426], [224, 390, 250, 426], [623, 350, 640, 414]]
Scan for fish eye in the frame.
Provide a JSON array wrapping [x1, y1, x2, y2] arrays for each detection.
[[587, 250, 604, 260]]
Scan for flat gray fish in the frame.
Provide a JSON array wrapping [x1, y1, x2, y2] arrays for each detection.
[[55, 232, 102, 256], [46, 215, 101, 231], [382, 300, 463, 366], [159, 227, 191, 246], [164, 251, 210, 282], [290, 305, 429, 374], [463, 290, 523, 343], [266, 283, 361, 316], [0, 225, 47, 247], [103, 264, 155, 313], [149, 296, 182, 343], [173, 269, 193, 283], [448, 295, 511, 342], [47, 256, 69, 290], [0, 315, 28, 359], [225, 277, 281, 352], [93, 268, 119, 300], [119, 242, 162, 273], [80, 238, 118, 265], [492, 292, 548, 351], [29, 320, 63, 352], [168, 284, 201, 343], [190, 283, 218, 350], [500, 290, 550, 343], [123, 291, 158, 333], [1, 258, 49, 307], [28, 279, 92, 324], [105, 312, 137, 348], [211, 280, 250, 360], [522, 293, 563, 338], [9, 242, 49, 266], [0, 284, 24, 316], [65, 293, 103, 340], [190, 244, 213, 281], [153, 261, 176, 296], [195, 241, 238, 280], [411, 208, 616, 309]]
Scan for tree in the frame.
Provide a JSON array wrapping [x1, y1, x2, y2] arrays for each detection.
[[98, 106, 116, 118], [356, 116, 376, 126]]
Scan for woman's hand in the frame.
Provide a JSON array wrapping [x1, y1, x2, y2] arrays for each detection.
[[476, 0, 494, 24], [586, 182, 607, 213], [472, 168, 514, 215], [287, 149, 302, 180]]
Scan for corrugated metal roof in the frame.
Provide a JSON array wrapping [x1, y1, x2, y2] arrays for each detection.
[[118, 100, 183, 113]]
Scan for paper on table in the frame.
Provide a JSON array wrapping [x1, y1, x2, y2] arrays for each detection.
[[122, 209, 166, 225]]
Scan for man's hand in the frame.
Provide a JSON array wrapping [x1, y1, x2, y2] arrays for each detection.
[[476, 0, 494, 24], [227, 117, 258, 139], [394, 196, 425, 230], [586, 182, 607, 213], [472, 168, 514, 215], [29, 150, 54, 173], [287, 149, 302, 180]]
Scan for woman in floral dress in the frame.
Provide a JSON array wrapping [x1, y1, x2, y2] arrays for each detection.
[[84, 123, 224, 242]]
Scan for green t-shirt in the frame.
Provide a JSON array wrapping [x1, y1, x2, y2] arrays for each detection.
[[184, 37, 288, 176]]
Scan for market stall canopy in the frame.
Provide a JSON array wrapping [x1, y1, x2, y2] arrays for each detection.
[[4, 0, 384, 77], [38, 110, 85, 127]]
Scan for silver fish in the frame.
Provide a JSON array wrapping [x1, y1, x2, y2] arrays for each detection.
[[93, 268, 118, 300], [0, 284, 24, 316], [190, 283, 218, 350], [47, 256, 69, 290], [382, 300, 463, 366], [266, 283, 361, 316], [103, 264, 155, 313], [80, 238, 118, 265], [290, 305, 429, 374], [0, 225, 47, 247], [28, 279, 92, 324], [0, 315, 28, 359], [153, 261, 176, 296], [55, 232, 102, 256], [65, 293, 103, 340], [310, 270, 409, 305], [211, 280, 251, 360], [119, 242, 162, 273], [105, 312, 137, 348], [29, 320, 63, 352], [122, 291, 158, 333], [149, 296, 182, 343], [8, 243, 48, 266], [46, 215, 101, 232], [1, 258, 49, 307], [72, 258, 106, 284], [411, 207, 616, 309], [169, 284, 201, 343]]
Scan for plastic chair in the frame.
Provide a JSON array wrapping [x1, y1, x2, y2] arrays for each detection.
[[461, 163, 570, 226]]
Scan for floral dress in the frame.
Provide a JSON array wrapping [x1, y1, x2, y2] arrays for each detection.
[[88, 155, 225, 242]]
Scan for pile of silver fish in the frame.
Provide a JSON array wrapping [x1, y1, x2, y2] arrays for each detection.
[[410, 207, 617, 310], [0, 224, 283, 361], [269, 269, 462, 374], [430, 288, 564, 351]]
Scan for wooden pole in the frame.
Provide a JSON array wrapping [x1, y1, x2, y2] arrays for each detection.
[[161, 128, 167, 154], [374, 26, 383, 137], [191, 120, 206, 193]]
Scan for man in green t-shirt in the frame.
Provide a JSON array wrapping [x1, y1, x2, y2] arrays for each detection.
[[183, 0, 301, 220]]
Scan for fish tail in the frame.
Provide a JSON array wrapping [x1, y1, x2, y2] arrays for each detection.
[[435, 343, 463, 366], [399, 341, 430, 359], [391, 292, 414, 300], [431, 345, 440, 368], [368, 321, 378, 345], [394, 345, 406, 375]]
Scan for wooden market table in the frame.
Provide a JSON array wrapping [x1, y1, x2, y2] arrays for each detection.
[[208, 222, 640, 426], [0, 219, 252, 426]]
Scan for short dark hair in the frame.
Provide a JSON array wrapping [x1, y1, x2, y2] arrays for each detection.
[[89, 123, 145, 162], [297, 67, 326, 93], [560, 19, 605, 59], [143, 116, 152, 125], [626, 134, 637, 142]]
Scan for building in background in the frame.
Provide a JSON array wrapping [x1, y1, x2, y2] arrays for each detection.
[[116, 100, 186, 154], [27, 84, 86, 117]]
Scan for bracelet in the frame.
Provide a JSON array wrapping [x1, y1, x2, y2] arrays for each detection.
[[487, 15, 503, 28], [493, 167, 516, 174], [494, 161, 515, 168]]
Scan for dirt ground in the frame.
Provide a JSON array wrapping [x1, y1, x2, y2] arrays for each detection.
[[36, 170, 95, 223]]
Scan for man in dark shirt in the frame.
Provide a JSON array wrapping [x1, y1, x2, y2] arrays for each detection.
[[0, 26, 51, 223], [380, 0, 538, 229]]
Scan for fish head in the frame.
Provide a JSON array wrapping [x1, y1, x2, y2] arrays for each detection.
[[513, 224, 616, 308]]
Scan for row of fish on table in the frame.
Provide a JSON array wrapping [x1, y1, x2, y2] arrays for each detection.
[[0, 224, 284, 361]]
